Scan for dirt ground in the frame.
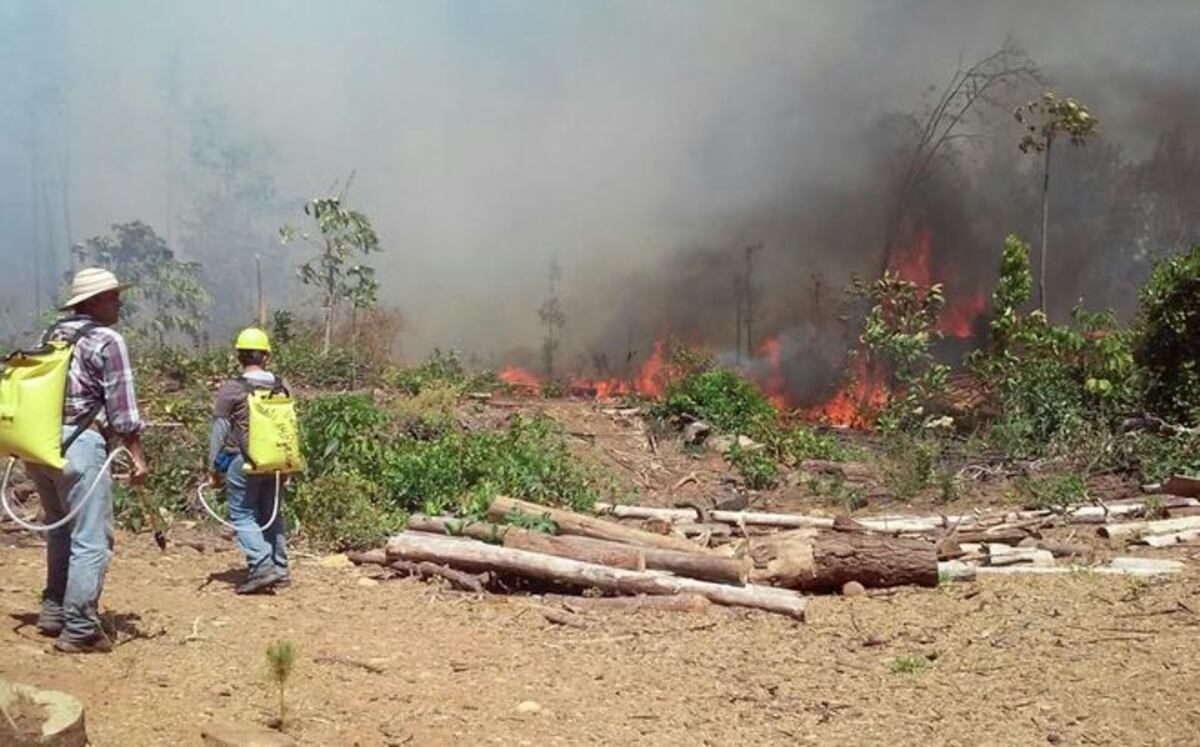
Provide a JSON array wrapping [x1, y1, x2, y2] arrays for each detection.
[[4, 530, 1200, 745], [4, 400, 1200, 745]]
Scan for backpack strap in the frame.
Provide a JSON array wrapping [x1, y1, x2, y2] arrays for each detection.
[[58, 320, 105, 457]]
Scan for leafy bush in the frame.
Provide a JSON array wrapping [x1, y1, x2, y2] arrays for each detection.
[[274, 323, 380, 389], [379, 414, 598, 517], [657, 368, 777, 437], [971, 235, 1136, 458], [386, 349, 467, 395], [763, 424, 849, 464], [391, 381, 461, 440], [1134, 244, 1200, 425], [1125, 431, 1200, 484], [880, 433, 939, 500], [1017, 472, 1087, 511], [288, 472, 405, 550], [727, 445, 779, 489], [853, 271, 950, 433], [300, 394, 394, 478]]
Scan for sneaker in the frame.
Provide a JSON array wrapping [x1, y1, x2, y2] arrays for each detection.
[[235, 568, 282, 595], [54, 632, 113, 654], [274, 576, 291, 589]]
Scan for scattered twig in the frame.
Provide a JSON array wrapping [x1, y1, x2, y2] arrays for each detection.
[[314, 655, 385, 675]]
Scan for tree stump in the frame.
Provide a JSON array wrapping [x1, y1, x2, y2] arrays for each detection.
[[0, 678, 87, 747]]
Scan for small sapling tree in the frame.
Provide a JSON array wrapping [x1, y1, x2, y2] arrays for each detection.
[[281, 184, 381, 355]]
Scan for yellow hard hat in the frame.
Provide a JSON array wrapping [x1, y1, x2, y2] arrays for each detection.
[[234, 327, 272, 352]]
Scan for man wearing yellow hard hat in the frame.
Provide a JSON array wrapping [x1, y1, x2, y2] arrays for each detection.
[[208, 327, 290, 594]]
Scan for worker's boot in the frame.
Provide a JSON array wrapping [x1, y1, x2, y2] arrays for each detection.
[[54, 631, 113, 654], [235, 567, 282, 595]]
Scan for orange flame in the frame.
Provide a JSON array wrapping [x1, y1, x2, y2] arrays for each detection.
[[499, 366, 540, 391], [757, 337, 787, 410], [804, 356, 887, 428]]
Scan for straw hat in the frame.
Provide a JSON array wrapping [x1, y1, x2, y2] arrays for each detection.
[[60, 267, 130, 310]]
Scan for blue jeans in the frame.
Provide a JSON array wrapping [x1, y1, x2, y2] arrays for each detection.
[[25, 428, 112, 642], [224, 454, 288, 578]]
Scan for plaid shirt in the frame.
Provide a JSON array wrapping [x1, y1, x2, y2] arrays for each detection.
[[43, 315, 144, 435]]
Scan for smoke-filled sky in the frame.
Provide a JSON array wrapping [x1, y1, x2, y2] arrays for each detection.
[[1, 0, 1197, 373]]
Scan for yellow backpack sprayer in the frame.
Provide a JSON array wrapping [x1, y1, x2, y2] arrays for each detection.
[[0, 320, 142, 535], [196, 377, 304, 531]]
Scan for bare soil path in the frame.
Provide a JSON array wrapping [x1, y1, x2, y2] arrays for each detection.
[[4, 529, 1200, 745]]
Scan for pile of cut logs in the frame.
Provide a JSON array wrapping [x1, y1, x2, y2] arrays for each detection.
[[352, 487, 1200, 621]]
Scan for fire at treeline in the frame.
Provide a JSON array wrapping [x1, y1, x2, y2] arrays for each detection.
[[2, 5, 1197, 429]]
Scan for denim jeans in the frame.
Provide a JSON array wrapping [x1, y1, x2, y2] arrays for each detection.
[[25, 428, 112, 642], [224, 454, 288, 578]]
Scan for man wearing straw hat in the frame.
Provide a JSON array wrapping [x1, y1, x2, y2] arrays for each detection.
[[25, 267, 148, 654]]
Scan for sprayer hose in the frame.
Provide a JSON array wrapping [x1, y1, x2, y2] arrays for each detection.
[[196, 471, 282, 533], [0, 447, 132, 533]]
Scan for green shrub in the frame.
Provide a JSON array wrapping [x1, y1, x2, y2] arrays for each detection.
[[971, 235, 1136, 458], [1126, 431, 1200, 483], [880, 433, 939, 500], [275, 335, 378, 389], [1135, 244, 1200, 425], [1018, 472, 1086, 511], [300, 394, 393, 478], [657, 369, 776, 437], [385, 349, 467, 395], [379, 414, 598, 518], [288, 472, 405, 550], [391, 381, 462, 440], [728, 445, 779, 489], [765, 424, 848, 464]]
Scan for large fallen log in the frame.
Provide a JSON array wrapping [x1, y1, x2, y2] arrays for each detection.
[[490, 496, 704, 554], [1097, 515, 1200, 539], [408, 515, 748, 583], [594, 502, 973, 533], [1135, 529, 1200, 547], [386, 532, 806, 619], [748, 531, 938, 592]]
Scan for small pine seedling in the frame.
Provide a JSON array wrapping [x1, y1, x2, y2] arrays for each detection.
[[265, 639, 297, 729]]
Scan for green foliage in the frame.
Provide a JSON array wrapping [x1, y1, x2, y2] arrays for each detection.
[[1018, 472, 1087, 511], [385, 349, 468, 395], [1125, 431, 1200, 484], [73, 221, 212, 344], [888, 656, 929, 675], [288, 472, 405, 550], [727, 445, 779, 490], [658, 368, 776, 437], [763, 424, 849, 464], [297, 393, 598, 530], [379, 414, 598, 518], [504, 508, 558, 534], [114, 346, 229, 529], [275, 333, 378, 389], [1134, 244, 1200, 425], [1014, 92, 1100, 154], [971, 234, 1136, 458], [299, 394, 393, 478], [853, 271, 950, 433], [880, 433, 939, 499], [391, 381, 462, 440], [265, 639, 296, 729], [281, 190, 382, 353]]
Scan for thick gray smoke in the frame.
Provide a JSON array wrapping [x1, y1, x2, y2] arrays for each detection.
[[1, 1, 1197, 401]]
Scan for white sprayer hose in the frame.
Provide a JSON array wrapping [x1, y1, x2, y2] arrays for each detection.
[[0, 447, 133, 533], [196, 471, 282, 532]]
